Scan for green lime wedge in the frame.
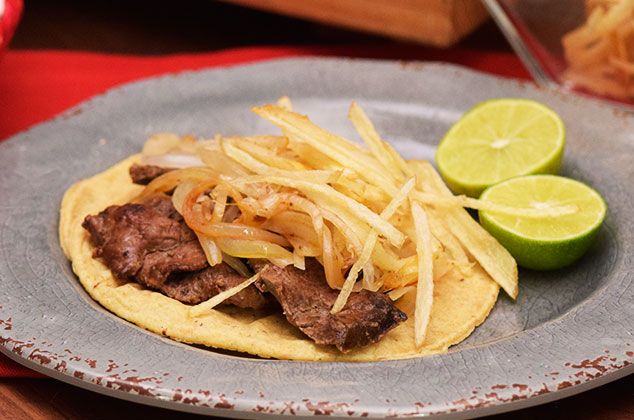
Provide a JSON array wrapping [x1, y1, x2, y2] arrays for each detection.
[[479, 175, 607, 270], [436, 98, 565, 197]]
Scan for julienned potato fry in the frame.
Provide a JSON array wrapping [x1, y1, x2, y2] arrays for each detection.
[[562, 0, 634, 100], [132, 98, 528, 348]]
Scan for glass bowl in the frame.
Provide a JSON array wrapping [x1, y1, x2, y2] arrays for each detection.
[[484, 0, 634, 109]]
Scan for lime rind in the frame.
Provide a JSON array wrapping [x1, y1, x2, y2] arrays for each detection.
[[478, 175, 607, 270], [478, 222, 601, 270]]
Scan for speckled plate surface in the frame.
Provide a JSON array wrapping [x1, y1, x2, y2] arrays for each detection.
[[1, 58, 633, 419]]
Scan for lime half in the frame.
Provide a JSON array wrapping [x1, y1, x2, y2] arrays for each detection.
[[479, 175, 607, 270], [436, 99, 565, 197]]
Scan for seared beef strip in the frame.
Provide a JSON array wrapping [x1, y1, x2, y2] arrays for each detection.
[[129, 164, 174, 185], [250, 259, 407, 352], [82, 194, 267, 308], [82, 195, 205, 281], [142, 193, 182, 220], [164, 263, 269, 308]]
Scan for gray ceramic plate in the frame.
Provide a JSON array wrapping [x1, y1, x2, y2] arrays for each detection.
[[1, 58, 633, 419]]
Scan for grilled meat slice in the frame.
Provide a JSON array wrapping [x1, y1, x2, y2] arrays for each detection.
[[82, 194, 267, 309], [129, 164, 174, 185], [82, 196, 205, 281], [164, 263, 269, 308], [250, 259, 407, 352]]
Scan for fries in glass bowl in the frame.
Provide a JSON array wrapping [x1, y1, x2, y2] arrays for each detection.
[[484, 0, 634, 107]]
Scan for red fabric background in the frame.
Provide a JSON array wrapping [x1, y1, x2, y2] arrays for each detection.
[[0, 46, 529, 377], [0, 46, 529, 141]]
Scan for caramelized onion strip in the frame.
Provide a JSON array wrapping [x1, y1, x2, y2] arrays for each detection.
[[321, 224, 345, 289], [182, 180, 291, 247], [138, 167, 219, 200], [216, 237, 295, 268]]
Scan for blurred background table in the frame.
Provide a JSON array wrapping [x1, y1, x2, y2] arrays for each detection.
[[9, 0, 509, 53], [1, 0, 633, 419]]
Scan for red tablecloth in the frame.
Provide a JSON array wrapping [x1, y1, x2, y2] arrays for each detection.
[[0, 45, 530, 141], [0, 45, 530, 377]]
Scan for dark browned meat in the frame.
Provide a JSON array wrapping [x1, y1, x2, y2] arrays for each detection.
[[82, 194, 267, 309], [129, 164, 174, 185], [164, 263, 268, 307], [141, 193, 182, 220], [82, 195, 205, 281], [250, 259, 407, 352]]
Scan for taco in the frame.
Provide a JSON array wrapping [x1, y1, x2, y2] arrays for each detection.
[[59, 101, 514, 361]]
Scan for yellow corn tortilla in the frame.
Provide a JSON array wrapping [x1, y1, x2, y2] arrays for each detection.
[[59, 155, 500, 361]]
